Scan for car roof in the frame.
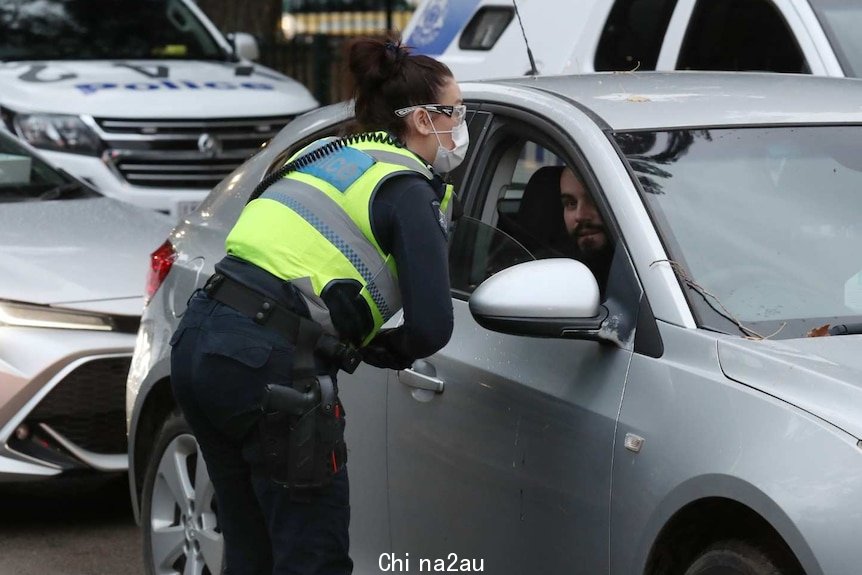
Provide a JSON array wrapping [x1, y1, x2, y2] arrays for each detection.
[[479, 72, 862, 131]]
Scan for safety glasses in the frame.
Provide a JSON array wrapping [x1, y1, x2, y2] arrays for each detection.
[[394, 103, 467, 124]]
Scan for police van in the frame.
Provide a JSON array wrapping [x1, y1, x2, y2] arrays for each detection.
[[403, 0, 860, 81], [0, 0, 318, 217]]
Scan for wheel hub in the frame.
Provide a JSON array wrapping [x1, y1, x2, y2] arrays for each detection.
[[183, 515, 197, 544]]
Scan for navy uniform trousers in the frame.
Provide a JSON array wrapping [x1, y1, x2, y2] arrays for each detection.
[[170, 289, 353, 575]]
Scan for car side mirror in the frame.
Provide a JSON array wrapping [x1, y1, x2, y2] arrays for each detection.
[[468, 259, 608, 341], [230, 32, 260, 61]]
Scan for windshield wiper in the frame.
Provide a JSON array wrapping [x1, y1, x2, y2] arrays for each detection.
[[39, 181, 87, 201], [828, 323, 862, 336]]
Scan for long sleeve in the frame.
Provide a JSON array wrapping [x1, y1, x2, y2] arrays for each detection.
[[370, 174, 454, 359]]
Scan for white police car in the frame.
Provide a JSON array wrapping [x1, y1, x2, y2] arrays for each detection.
[[0, 0, 318, 218], [404, 0, 862, 81]]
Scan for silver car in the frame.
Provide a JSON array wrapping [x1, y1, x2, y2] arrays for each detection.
[[127, 72, 862, 575], [0, 130, 173, 481]]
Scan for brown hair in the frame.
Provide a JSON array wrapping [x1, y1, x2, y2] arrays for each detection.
[[347, 36, 453, 140]]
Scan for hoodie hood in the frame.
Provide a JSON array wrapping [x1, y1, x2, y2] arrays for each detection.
[[0, 197, 173, 313], [0, 60, 318, 118], [718, 335, 862, 439]]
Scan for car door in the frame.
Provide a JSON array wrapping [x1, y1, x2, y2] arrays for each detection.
[[385, 103, 644, 574]]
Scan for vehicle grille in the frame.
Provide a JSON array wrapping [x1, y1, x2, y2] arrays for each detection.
[[26, 357, 132, 454], [94, 116, 293, 189]]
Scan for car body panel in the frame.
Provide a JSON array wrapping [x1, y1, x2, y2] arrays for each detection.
[[491, 72, 862, 132], [718, 335, 862, 439], [0, 197, 172, 307], [0, 60, 317, 118], [610, 322, 862, 575], [387, 299, 632, 573]]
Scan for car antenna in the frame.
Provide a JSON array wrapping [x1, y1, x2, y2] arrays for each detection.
[[512, 0, 538, 75]]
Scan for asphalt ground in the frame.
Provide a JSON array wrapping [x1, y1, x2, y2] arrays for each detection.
[[0, 474, 144, 575]]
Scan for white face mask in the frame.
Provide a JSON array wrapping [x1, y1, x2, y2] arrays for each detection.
[[428, 114, 469, 173]]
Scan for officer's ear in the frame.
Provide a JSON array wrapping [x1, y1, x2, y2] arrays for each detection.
[[411, 108, 434, 136]]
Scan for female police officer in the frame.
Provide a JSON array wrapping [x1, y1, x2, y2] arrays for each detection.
[[169, 37, 465, 574]]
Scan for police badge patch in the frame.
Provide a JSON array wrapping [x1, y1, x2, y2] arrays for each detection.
[[431, 200, 448, 237]]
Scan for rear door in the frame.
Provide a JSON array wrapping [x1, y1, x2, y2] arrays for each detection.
[[385, 96, 644, 574]]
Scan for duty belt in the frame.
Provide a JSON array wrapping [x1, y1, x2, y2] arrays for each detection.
[[203, 272, 351, 489], [202, 273, 361, 374]]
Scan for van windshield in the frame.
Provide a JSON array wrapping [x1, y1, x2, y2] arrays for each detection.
[[810, 0, 862, 77], [0, 0, 226, 61]]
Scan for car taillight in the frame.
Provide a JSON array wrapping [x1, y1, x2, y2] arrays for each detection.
[[145, 240, 177, 305]]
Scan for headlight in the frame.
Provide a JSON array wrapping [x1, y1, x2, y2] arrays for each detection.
[[12, 113, 102, 156], [0, 301, 113, 331]]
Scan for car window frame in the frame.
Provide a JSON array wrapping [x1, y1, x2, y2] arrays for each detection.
[[453, 102, 653, 353], [452, 104, 627, 298]]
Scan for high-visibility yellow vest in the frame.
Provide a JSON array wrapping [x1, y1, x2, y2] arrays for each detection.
[[226, 132, 454, 345]]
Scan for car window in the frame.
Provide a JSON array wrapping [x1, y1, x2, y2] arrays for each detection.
[[450, 131, 615, 299], [595, 0, 678, 71], [677, 0, 809, 73], [459, 6, 514, 51]]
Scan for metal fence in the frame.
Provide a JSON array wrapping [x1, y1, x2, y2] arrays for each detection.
[[260, 9, 414, 106]]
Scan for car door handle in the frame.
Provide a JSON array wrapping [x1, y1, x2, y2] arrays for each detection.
[[398, 364, 445, 394]]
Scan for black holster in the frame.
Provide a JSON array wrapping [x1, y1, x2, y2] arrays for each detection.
[[260, 374, 347, 489]]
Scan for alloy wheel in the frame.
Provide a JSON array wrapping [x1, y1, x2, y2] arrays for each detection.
[[148, 433, 222, 575]]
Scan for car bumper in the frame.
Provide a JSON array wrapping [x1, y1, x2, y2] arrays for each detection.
[[0, 325, 137, 481]]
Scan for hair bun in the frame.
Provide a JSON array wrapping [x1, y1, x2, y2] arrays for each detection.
[[348, 37, 409, 90]]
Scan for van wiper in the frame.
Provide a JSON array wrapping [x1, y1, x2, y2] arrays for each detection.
[[829, 323, 862, 336]]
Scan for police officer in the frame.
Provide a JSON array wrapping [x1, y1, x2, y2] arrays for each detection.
[[169, 37, 465, 575]]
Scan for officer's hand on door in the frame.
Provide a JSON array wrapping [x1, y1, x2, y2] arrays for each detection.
[[361, 332, 414, 370]]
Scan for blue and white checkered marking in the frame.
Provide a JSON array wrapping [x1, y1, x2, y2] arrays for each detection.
[[298, 147, 374, 193], [263, 188, 391, 318]]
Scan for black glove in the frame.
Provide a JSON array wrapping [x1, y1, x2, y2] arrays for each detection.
[[361, 330, 414, 370], [360, 343, 414, 370]]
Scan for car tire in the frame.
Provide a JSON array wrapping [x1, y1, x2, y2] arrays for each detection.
[[682, 540, 792, 575], [141, 413, 223, 575]]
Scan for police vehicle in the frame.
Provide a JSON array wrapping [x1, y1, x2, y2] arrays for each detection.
[[403, 0, 862, 81], [0, 0, 318, 218]]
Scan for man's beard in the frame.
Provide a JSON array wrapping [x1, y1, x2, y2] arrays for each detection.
[[573, 224, 607, 256]]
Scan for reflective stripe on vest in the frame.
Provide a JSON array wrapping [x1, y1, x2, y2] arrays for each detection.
[[225, 133, 433, 343]]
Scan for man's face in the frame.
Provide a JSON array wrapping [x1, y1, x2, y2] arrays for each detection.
[[560, 168, 608, 255]]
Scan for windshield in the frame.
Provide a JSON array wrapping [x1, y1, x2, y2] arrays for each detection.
[[0, 0, 225, 61], [616, 125, 862, 339], [810, 0, 862, 77], [0, 132, 97, 201]]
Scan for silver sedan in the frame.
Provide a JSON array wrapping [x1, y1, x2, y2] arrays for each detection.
[[0, 130, 173, 481], [128, 72, 862, 575]]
